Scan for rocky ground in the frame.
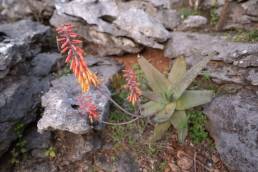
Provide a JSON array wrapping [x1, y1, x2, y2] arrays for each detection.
[[0, 0, 258, 172]]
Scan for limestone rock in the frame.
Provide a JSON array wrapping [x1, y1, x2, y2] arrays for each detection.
[[1, 0, 55, 20], [50, 11, 143, 56], [182, 15, 208, 29], [0, 77, 50, 156], [37, 75, 110, 134], [51, 0, 172, 55], [95, 151, 140, 172], [242, 0, 258, 17], [246, 69, 258, 86], [156, 9, 181, 30], [37, 56, 121, 134], [204, 90, 258, 171], [31, 53, 63, 77], [113, 8, 170, 49], [202, 0, 224, 9], [165, 32, 258, 63], [0, 19, 50, 78], [164, 32, 258, 85]]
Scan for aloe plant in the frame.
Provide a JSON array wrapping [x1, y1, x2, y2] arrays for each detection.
[[138, 56, 214, 143]]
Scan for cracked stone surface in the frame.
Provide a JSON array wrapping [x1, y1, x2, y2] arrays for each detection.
[[204, 90, 258, 172], [50, 0, 178, 55], [0, 19, 50, 78], [37, 56, 121, 134], [164, 32, 258, 85]]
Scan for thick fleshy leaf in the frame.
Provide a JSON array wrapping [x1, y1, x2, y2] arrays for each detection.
[[171, 56, 211, 99], [168, 57, 187, 86], [149, 121, 171, 142], [138, 57, 170, 94], [141, 101, 164, 117], [170, 110, 188, 143], [154, 103, 176, 123], [176, 90, 214, 110], [142, 91, 162, 102]]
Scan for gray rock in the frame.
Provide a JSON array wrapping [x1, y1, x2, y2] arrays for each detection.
[[0, 19, 50, 78], [232, 54, 258, 68], [52, 0, 171, 55], [0, 46, 59, 157], [156, 9, 181, 30], [117, 1, 180, 31], [25, 127, 51, 151], [204, 62, 247, 84], [37, 75, 110, 134], [145, 0, 171, 8], [204, 90, 258, 172], [0, 77, 50, 156], [50, 11, 142, 56], [56, 131, 102, 162], [14, 161, 57, 172], [216, 1, 258, 30], [242, 0, 258, 17], [1, 0, 55, 20], [165, 32, 258, 64], [182, 15, 208, 29], [37, 57, 121, 134], [202, 0, 224, 9], [164, 32, 258, 85], [246, 69, 258, 86], [55, 0, 121, 35], [31, 53, 62, 77], [117, 152, 140, 172], [0, 122, 16, 156], [113, 8, 170, 49], [95, 151, 140, 172]]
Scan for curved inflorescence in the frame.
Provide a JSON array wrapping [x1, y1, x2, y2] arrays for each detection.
[[123, 67, 142, 105], [56, 24, 100, 92], [77, 95, 99, 122]]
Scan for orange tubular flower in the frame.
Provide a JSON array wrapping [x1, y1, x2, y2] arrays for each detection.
[[56, 24, 99, 92], [77, 95, 99, 122], [123, 67, 141, 105]]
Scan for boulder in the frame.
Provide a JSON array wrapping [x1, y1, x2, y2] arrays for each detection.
[[182, 15, 208, 29], [51, 0, 174, 55], [37, 75, 110, 134], [113, 8, 170, 49], [0, 77, 50, 156], [37, 56, 121, 134], [95, 151, 140, 172], [165, 32, 258, 63], [202, 0, 258, 30], [31, 53, 62, 77], [204, 90, 258, 171], [164, 32, 258, 85], [0, 19, 50, 78], [50, 11, 143, 56], [1, 0, 55, 20], [0, 52, 62, 157]]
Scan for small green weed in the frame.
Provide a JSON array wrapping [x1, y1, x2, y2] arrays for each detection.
[[202, 71, 211, 81], [210, 8, 219, 25], [158, 161, 168, 171], [145, 144, 158, 157], [232, 30, 258, 42], [188, 111, 208, 144], [11, 122, 27, 164], [45, 146, 56, 158], [191, 76, 219, 94], [109, 111, 129, 142], [179, 8, 200, 19]]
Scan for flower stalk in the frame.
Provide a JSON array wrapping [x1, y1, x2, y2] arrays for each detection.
[[56, 24, 99, 92]]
